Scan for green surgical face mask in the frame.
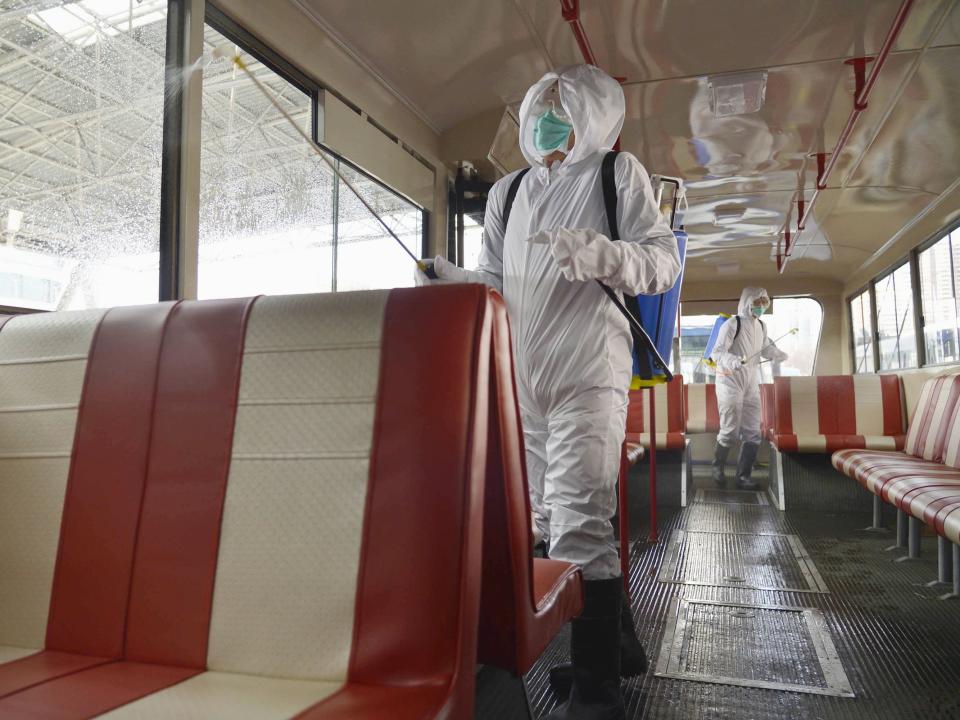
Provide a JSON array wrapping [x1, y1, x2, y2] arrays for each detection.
[[533, 109, 573, 155], [751, 306, 766, 317]]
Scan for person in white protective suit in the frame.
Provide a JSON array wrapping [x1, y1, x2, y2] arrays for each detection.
[[416, 64, 680, 719], [709, 287, 788, 490]]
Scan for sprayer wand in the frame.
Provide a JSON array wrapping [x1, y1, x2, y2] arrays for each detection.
[[742, 327, 798, 364], [215, 48, 436, 277]]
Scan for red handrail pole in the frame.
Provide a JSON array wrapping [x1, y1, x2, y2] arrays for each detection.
[[778, 0, 914, 273], [618, 443, 630, 595], [559, 0, 599, 66], [648, 387, 658, 541]]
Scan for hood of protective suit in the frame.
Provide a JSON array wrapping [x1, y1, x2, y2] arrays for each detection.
[[518, 64, 625, 169], [738, 287, 769, 317]]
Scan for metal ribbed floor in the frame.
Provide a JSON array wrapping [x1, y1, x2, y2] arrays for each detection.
[[523, 470, 960, 720]]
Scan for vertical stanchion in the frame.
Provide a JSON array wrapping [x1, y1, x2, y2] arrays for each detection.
[[618, 443, 630, 597], [648, 386, 658, 542]]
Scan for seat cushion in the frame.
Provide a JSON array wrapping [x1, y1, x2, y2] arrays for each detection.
[[774, 433, 905, 453], [832, 449, 960, 543], [625, 431, 686, 451]]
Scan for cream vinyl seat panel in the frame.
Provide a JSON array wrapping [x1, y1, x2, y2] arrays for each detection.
[[101, 292, 388, 718], [0, 310, 104, 657]]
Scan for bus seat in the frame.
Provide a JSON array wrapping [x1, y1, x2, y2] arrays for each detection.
[[684, 382, 719, 434], [624, 377, 686, 451], [771, 375, 905, 453], [833, 375, 960, 547], [478, 290, 583, 674], [760, 383, 775, 440], [0, 287, 492, 719]]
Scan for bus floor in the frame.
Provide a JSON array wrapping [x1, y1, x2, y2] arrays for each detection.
[[515, 466, 960, 720]]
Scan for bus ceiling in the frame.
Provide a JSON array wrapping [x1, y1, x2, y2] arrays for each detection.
[[300, 0, 960, 284]]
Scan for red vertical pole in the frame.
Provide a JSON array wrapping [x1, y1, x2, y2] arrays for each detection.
[[618, 443, 630, 596], [648, 386, 658, 541]]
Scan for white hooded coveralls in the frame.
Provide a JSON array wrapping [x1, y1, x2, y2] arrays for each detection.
[[710, 287, 788, 448], [438, 65, 680, 579]]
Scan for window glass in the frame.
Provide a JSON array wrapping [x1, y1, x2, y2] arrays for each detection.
[[197, 29, 334, 299], [197, 26, 423, 298], [876, 263, 917, 370], [462, 215, 484, 270], [918, 233, 960, 365], [0, 0, 168, 310], [679, 314, 719, 383], [850, 289, 876, 373], [334, 164, 422, 292], [680, 297, 822, 383]]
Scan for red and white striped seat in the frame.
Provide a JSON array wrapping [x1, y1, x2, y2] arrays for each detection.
[[685, 382, 771, 438], [0, 287, 493, 719], [832, 375, 960, 545], [771, 375, 905, 453], [624, 376, 686, 451], [684, 383, 719, 434]]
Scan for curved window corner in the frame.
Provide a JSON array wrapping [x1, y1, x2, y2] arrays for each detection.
[[679, 297, 823, 383]]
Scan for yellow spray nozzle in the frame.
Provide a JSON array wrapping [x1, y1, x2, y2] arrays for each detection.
[[232, 55, 247, 70], [416, 261, 428, 272]]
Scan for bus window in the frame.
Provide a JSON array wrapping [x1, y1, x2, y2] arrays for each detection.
[[876, 262, 917, 371], [197, 26, 334, 299], [463, 216, 484, 271], [918, 231, 960, 365], [680, 297, 822, 383], [0, 0, 169, 311], [197, 26, 422, 299], [850, 289, 876, 373]]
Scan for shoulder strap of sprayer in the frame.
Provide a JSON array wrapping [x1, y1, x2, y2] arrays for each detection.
[[502, 168, 530, 231], [601, 152, 649, 378], [734, 316, 741, 342]]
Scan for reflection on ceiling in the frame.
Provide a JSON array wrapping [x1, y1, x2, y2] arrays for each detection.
[[301, 0, 960, 282]]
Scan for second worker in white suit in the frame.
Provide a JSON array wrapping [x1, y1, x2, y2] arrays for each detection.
[[709, 287, 788, 490], [417, 64, 680, 719]]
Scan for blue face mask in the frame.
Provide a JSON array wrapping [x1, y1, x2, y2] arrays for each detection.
[[534, 109, 573, 155], [751, 306, 766, 317]]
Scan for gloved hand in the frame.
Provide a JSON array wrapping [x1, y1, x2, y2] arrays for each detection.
[[413, 255, 470, 286], [528, 228, 621, 283]]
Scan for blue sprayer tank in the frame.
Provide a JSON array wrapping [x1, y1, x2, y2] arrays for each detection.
[[631, 229, 687, 388]]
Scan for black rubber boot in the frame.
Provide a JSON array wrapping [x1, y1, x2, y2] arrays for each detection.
[[712, 442, 731, 487], [549, 589, 647, 698], [735, 442, 760, 490], [545, 577, 626, 720]]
